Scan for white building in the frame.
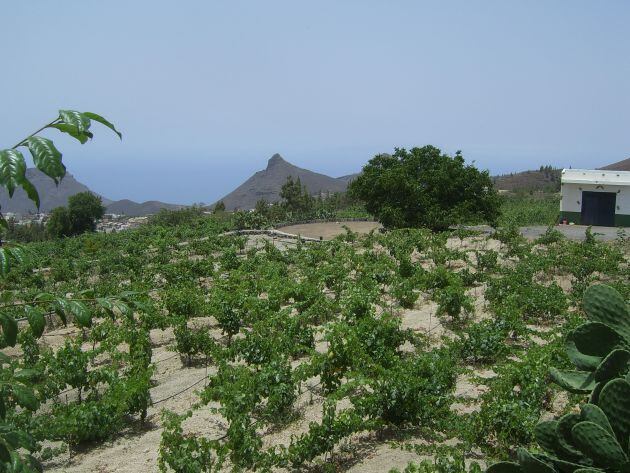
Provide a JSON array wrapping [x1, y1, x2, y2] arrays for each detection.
[[560, 169, 630, 227]]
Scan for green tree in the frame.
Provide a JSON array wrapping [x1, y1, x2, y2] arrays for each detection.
[[46, 192, 105, 238], [280, 176, 313, 215], [254, 198, 270, 216], [349, 146, 500, 231], [46, 206, 72, 238], [68, 191, 105, 234], [213, 200, 226, 213]]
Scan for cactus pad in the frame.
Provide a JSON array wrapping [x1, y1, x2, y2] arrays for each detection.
[[570, 322, 625, 358], [593, 349, 630, 382], [487, 462, 522, 473], [580, 404, 614, 436], [557, 413, 585, 458], [583, 284, 630, 342], [535, 421, 562, 457], [517, 448, 556, 473], [571, 421, 628, 469], [551, 368, 597, 394], [598, 378, 630, 449]]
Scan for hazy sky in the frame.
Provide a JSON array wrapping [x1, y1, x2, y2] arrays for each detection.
[[2, 1, 629, 204]]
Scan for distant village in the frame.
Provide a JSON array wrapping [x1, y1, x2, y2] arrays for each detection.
[[5, 212, 149, 233]]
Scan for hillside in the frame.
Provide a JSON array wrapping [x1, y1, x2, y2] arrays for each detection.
[[493, 158, 630, 191], [492, 168, 561, 192], [217, 153, 350, 210], [105, 199, 183, 217], [0, 168, 108, 214], [599, 157, 630, 171], [0, 168, 179, 216]]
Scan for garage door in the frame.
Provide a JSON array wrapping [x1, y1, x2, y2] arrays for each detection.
[[581, 191, 616, 226]]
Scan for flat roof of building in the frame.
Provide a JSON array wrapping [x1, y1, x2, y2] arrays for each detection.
[[561, 168, 630, 186]]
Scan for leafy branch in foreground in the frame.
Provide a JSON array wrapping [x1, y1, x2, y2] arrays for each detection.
[[0, 110, 120, 275], [0, 110, 120, 220], [0, 112, 124, 472]]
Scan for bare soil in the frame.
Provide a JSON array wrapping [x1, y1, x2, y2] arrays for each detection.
[[277, 221, 382, 240]]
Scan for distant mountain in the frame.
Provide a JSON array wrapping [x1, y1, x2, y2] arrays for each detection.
[[492, 158, 630, 192], [492, 168, 561, 192], [105, 199, 183, 217], [599, 158, 630, 171], [217, 153, 350, 210], [0, 168, 179, 217], [0, 168, 106, 215], [337, 173, 360, 184]]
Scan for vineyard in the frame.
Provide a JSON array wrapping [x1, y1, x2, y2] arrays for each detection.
[[1, 211, 628, 472]]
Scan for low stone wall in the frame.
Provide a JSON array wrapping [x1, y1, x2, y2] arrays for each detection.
[[220, 229, 323, 242], [271, 217, 372, 227]]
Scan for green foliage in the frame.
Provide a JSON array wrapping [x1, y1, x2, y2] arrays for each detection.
[[1, 218, 47, 243], [280, 175, 314, 214], [354, 350, 457, 426], [469, 340, 566, 455], [486, 283, 630, 473], [0, 110, 120, 224], [46, 206, 73, 238], [232, 210, 270, 230], [66, 191, 105, 234], [488, 377, 630, 473], [213, 200, 226, 213], [0, 145, 624, 472], [159, 410, 219, 472], [435, 278, 474, 323], [550, 284, 629, 395], [148, 206, 205, 227], [349, 145, 501, 231], [46, 192, 106, 238], [498, 194, 560, 227], [459, 319, 512, 364], [392, 452, 482, 473]]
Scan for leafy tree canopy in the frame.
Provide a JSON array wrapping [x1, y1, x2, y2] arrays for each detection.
[[213, 200, 226, 213], [280, 176, 314, 214], [68, 191, 105, 233], [46, 192, 105, 238], [349, 146, 501, 231]]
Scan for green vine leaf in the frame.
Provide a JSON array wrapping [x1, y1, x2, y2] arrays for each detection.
[[24, 136, 66, 184], [83, 112, 122, 139], [0, 313, 18, 347], [58, 110, 91, 134], [19, 177, 40, 209], [48, 123, 93, 144], [12, 369, 42, 383], [10, 383, 39, 411], [25, 306, 45, 338], [0, 439, 10, 462], [69, 300, 92, 328], [0, 149, 27, 197]]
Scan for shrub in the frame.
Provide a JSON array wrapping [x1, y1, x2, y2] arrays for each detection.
[[349, 146, 501, 231]]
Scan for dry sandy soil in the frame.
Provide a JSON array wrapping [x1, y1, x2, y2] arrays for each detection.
[[277, 221, 382, 240]]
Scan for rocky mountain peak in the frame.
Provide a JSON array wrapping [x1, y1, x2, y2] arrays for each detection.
[[266, 153, 288, 169]]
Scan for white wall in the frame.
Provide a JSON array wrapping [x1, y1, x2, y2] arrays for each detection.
[[561, 183, 630, 214]]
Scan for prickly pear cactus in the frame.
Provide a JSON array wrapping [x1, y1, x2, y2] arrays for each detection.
[[583, 285, 630, 342], [487, 378, 630, 473], [487, 286, 630, 473], [551, 284, 629, 395]]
